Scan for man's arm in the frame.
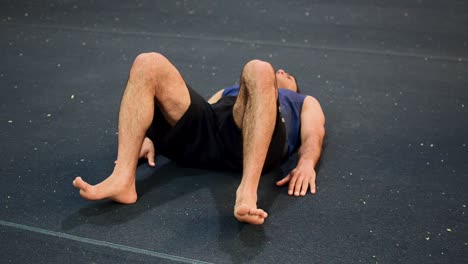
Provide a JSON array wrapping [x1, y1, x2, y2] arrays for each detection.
[[207, 89, 225, 104], [276, 96, 325, 196]]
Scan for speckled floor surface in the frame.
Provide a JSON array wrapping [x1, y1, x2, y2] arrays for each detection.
[[1, 1, 467, 263]]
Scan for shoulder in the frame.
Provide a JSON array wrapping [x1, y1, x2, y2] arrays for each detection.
[[303, 95, 321, 107], [223, 85, 240, 96], [301, 95, 325, 123]]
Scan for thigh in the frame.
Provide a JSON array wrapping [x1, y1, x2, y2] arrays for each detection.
[[150, 53, 191, 127], [147, 86, 224, 168], [216, 97, 287, 172], [232, 60, 277, 128]]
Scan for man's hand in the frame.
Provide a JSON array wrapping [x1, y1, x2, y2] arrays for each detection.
[[114, 137, 156, 167], [276, 160, 317, 196], [139, 137, 156, 167]]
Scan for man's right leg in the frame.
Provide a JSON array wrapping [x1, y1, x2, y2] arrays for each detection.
[[73, 52, 190, 204]]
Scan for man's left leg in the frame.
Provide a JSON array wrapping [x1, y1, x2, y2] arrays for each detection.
[[232, 60, 278, 224]]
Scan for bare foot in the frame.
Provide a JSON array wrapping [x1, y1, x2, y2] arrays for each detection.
[[234, 194, 268, 225], [72, 172, 137, 204]]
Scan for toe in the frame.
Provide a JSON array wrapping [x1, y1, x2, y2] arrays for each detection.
[[234, 206, 268, 225], [72, 177, 79, 186], [72, 177, 82, 188], [249, 215, 265, 225], [74, 177, 92, 193], [250, 208, 268, 218], [234, 205, 250, 216]]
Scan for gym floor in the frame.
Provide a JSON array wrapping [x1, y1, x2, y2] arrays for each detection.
[[1, 1, 467, 263]]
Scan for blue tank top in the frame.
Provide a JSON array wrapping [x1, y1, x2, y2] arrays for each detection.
[[222, 85, 306, 155]]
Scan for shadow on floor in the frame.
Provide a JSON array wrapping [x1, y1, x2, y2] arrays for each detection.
[[61, 156, 297, 263]]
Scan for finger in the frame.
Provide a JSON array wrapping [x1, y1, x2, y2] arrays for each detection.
[[300, 177, 309, 196], [288, 173, 298, 196], [310, 179, 317, 194], [139, 143, 149, 159], [139, 148, 146, 159], [147, 150, 156, 167], [293, 175, 304, 196], [276, 174, 291, 186]]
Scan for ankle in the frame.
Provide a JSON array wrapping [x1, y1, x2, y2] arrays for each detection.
[[112, 164, 135, 177], [236, 187, 257, 202], [113, 159, 138, 173]]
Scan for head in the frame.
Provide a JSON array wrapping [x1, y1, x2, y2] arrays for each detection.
[[276, 69, 300, 93]]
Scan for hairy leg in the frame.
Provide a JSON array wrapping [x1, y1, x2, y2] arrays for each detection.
[[73, 52, 190, 203], [232, 60, 277, 224]]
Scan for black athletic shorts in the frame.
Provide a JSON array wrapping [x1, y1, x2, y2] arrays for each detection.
[[145, 85, 287, 172]]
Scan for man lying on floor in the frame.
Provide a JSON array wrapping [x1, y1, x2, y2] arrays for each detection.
[[73, 53, 325, 225]]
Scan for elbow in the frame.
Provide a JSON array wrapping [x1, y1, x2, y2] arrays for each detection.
[[318, 125, 325, 145]]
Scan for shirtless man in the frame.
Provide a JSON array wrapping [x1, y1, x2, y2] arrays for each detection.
[[73, 52, 325, 225]]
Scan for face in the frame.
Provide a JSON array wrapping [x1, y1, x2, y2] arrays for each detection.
[[276, 69, 298, 92]]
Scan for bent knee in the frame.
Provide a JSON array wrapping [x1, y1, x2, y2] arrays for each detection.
[[131, 52, 170, 74], [242, 60, 276, 94], [243, 59, 274, 76]]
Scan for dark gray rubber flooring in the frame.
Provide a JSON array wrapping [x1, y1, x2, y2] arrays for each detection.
[[1, 1, 467, 263]]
